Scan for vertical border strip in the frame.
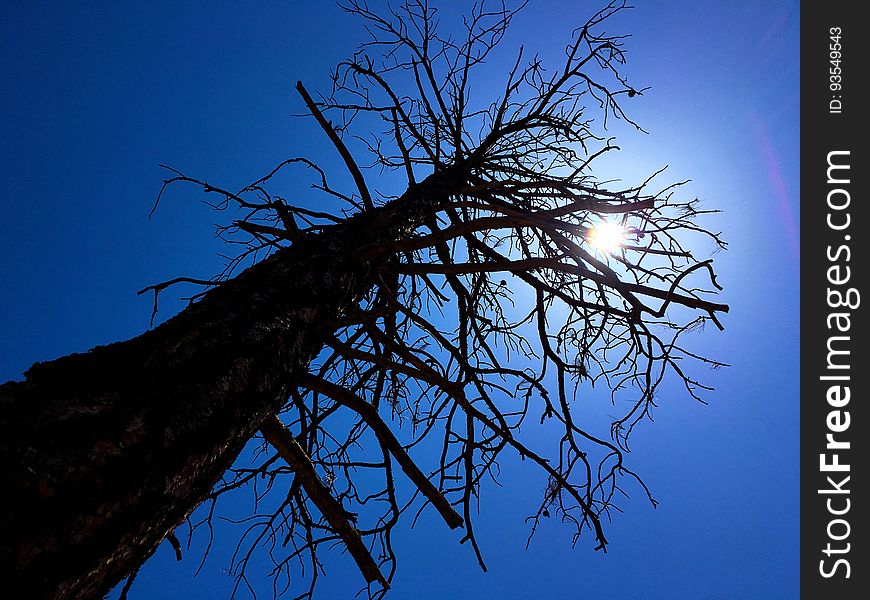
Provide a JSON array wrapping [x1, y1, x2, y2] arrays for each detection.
[[801, 3, 867, 596]]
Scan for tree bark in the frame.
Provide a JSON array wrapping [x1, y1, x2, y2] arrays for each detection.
[[0, 168, 464, 600]]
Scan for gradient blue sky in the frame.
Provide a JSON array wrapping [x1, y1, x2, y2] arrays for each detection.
[[0, 1, 799, 598]]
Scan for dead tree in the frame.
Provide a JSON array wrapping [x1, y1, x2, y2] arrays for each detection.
[[0, 2, 728, 599]]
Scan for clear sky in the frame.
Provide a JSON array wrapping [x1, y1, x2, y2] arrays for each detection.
[[0, 1, 799, 598]]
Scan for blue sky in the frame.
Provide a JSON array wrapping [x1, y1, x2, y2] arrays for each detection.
[[0, 1, 799, 598]]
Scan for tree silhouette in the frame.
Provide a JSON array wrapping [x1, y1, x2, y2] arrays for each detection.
[[0, 1, 728, 599]]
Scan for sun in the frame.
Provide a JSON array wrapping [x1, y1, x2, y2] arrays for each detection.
[[588, 220, 626, 254]]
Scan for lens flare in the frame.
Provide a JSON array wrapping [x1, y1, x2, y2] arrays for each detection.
[[588, 221, 626, 254]]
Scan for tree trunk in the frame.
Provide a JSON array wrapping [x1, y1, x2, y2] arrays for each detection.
[[0, 168, 464, 600]]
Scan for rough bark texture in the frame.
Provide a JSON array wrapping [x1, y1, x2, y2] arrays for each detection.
[[0, 168, 464, 600]]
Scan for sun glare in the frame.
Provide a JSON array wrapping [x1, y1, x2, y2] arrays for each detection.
[[588, 221, 626, 254]]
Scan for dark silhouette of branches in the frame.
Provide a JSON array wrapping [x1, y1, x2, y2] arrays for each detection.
[[1, 2, 728, 599], [149, 1, 729, 597]]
